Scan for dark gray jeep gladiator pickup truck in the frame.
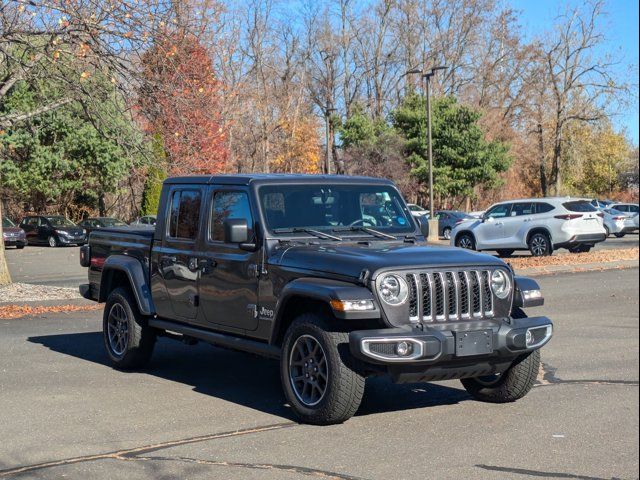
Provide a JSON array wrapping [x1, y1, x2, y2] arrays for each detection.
[[80, 174, 552, 424]]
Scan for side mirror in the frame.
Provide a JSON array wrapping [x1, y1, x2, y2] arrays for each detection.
[[224, 218, 250, 243], [483, 215, 494, 223], [416, 215, 429, 237]]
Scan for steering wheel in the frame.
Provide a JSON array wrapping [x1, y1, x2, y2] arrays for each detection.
[[349, 218, 376, 227]]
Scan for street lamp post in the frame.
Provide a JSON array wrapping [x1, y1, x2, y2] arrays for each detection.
[[406, 66, 447, 241]]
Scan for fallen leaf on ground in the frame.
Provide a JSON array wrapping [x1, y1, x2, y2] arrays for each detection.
[[509, 248, 638, 270], [0, 304, 102, 320]]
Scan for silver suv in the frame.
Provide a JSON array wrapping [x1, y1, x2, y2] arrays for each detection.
[[451, 198, 606, 256]]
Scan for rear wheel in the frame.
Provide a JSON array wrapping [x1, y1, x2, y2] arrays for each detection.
[[496, 249, 515, 258], [461, 350, 540, 403], [569, 245, 591, 253], [442, 227, 452, 240], [281, 313, 365, 425], [528, 232, 551, 256], [455, 233, 475, 250], [614, 232, 626, 238], [103, 287, 156, 369]]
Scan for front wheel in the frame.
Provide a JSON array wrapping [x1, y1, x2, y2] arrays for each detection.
[[614, 232, 626, 238], [455, 233, 475, 250], [461, 350, 540, 403], [281, 313, 365, 425], [103, 287, 156, 369], [48, 236, 58, 248]]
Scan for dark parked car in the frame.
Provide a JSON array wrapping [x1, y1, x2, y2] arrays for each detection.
[[130, 215, 157, 228], [19, 215, 86, 247], [79, 217, 128, 235], [435, 210, 473, 240], [2, 217, 27, 249], [80, 174, 552, 425]]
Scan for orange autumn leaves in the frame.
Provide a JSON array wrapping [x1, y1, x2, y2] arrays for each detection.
[[139, 34, 228, 176]]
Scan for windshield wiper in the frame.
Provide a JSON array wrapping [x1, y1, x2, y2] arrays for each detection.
[[333, 226, 397, 240], [273, 227, 342, 241]]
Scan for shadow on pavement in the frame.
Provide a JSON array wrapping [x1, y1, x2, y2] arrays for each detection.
[[28, 331, 470, 421]]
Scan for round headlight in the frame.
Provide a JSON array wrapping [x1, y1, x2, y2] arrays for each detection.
[[378, 274, 409, 305], [490, 269, 512, 299]]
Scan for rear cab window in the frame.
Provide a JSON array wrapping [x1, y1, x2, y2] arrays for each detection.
[[167, 190, 202, 240]]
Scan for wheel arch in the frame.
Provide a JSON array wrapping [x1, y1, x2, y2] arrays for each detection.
[[526, 227, 553, 246], [269, 278, 381, 346], [98, 255, 155, 315], [454, 229, 476, 246]]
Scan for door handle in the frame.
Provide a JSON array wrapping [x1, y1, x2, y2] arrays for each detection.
[[198, 258, 217, 274], [495, 222, 503, 226]]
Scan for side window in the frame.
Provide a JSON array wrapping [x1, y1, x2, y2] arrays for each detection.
[[486, 204, 511, 219], [511, 203, 534, 216], [210, 191, 253, 242], [167, 190, 202, 240], [534, 203, 554, 214], [628, 205, 638, 214], [28, 217, 40, 226]]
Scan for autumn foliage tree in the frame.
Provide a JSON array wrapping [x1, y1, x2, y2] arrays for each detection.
[[139, 34, 228, 176]]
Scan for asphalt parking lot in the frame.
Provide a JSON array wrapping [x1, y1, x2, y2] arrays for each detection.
[[4, 234, 639, 287], [0, 268, 637, 480]]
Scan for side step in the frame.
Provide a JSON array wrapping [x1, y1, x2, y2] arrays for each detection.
[[149, 318, 281, 359]]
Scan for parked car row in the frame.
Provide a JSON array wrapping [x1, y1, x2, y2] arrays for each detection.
[[2, 213, 159, 250]]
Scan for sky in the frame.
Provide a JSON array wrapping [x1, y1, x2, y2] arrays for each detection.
[[509, 0, 639, 146]]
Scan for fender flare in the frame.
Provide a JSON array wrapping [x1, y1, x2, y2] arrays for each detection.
[[99, 255, 155, 315], [270, 278, 380, 343]]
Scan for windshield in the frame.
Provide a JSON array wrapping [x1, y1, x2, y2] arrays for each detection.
[[46, 216, 76, 227], [2, 218, 16, 228], [259, 184, 414, 235], [101, 218, 126, 227]]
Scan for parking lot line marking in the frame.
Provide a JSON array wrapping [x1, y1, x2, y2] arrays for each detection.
[[0, 422, 295, 478]]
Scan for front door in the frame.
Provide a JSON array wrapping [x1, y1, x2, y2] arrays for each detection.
[[156, 187, 204, 320], [20, 217, 40, 244], [197, 188, 260, 332], [476, 204, 512, 248]]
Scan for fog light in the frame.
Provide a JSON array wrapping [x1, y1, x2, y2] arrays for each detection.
[[526, 329, 533, 346], [396, 341, 411, 356], [523, 290, 542, 301]]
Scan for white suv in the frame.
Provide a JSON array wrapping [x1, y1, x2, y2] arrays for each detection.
[[451, 198, 607, 257]]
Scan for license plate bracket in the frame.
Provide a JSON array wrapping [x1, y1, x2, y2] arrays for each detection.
[[455, 329, 493, 357]]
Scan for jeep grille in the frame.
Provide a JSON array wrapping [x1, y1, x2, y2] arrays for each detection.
[[405, 270, 494, 322]]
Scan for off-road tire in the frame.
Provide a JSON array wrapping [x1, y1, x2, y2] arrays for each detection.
[[496, 249, 515, 258], [461, 349, 540, 403], [281, 313, 365, 425], [528, 232, 551, 257], [455, 232, 476, 250], [103, 287, 156, 370]]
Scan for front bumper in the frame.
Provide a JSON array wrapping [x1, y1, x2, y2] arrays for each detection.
[[349, 316, 552, 382], [3, 238, 27, 247], [58, 235, 86, 245]]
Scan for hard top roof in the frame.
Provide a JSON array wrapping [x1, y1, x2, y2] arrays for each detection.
[[164, 174, 395, 186]]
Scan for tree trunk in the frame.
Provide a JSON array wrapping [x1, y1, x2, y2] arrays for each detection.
[[0, 202, 12, 286], [537, 125, 547, 196], [98, 193, 106, 217]]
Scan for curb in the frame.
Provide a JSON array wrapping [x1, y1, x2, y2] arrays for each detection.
[[514, 259, 639, 277]]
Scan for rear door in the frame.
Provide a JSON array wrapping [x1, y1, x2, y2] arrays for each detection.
[[502, 202, 534, 246], [155, 187, 204, 320], [197, 187, 261, 333]]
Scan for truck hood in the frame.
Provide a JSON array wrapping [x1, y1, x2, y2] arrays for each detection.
[[271, 242, 506, 279]]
